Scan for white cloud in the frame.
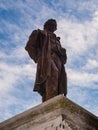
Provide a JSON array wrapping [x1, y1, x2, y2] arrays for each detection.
[[77, 0, 98, 12], [67, 69, 98, 89], [0, 88, 41, 121], [0, 55, 39, 122], [0, 60, 36, 94], [83, 59, 98, 70], [58, 11, 98, 50], [68, 86, 88, 103]]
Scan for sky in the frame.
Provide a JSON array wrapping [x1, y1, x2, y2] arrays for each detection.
[[0, 0, 98, 122]]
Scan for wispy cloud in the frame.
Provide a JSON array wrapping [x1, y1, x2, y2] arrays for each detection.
[[83, 59, 98, 70], [67, 69, 98, 88], [57, 10, 98, 52]]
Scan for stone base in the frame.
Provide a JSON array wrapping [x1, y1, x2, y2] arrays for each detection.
[[0, 95, 98, 130]]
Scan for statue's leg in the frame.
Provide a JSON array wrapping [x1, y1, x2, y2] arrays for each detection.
[[45, 60, 58, 101], [40, 83, 46, 102]]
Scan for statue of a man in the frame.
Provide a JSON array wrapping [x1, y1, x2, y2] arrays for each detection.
[[25, 19, 67, 102]]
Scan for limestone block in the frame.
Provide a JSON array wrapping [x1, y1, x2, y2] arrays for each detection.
[[0, 95, 98, 130]]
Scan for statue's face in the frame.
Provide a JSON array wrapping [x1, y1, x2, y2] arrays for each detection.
[[51, 22, 57, 32], [50, 26, 57, 32], [48, 23, 57, 32], [44, 19, 57, 33]]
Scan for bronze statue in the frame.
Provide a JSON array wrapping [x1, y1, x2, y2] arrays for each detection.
[[25, 19, 67, 102]]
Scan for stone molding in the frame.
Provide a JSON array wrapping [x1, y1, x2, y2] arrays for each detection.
[[0, 95, 98, 130]]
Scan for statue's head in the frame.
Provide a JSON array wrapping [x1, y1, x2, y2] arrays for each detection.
[[44, 19, 57, 32]]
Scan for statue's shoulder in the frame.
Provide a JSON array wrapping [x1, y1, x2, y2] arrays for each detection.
[[29, 29, 45, 39], [29, 29, 39, 38], [37, 29, 47, 36]]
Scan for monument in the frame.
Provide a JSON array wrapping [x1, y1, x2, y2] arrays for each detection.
[[25, 19, 67, 102], [1, 19, 97, 130]]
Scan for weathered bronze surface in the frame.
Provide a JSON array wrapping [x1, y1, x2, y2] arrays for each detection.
[[25, 19, 67, 102]]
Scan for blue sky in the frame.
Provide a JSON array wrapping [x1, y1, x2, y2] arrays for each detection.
[[0, 0, 98, 122]]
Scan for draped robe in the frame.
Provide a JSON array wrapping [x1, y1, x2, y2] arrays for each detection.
[[25, 29, 67, 101]]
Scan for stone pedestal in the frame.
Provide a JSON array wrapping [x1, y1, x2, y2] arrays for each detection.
[[0, 95, 98, 130]]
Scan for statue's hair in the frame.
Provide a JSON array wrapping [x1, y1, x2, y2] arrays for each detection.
[[44, 19, 57, 32]]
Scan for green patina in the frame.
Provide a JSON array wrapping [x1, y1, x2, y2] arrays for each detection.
[[43, 97, 80, 114]]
